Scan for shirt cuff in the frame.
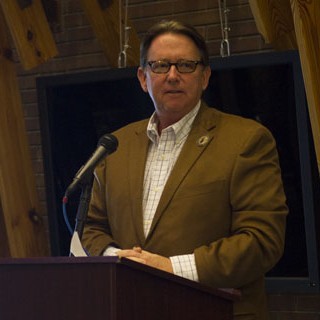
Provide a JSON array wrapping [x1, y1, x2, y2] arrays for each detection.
[[170, 254, 199, 282], [103, 245, 120, 256]]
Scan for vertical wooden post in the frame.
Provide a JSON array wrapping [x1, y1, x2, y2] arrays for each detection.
[[290, 0, 320, 172], [0, 8, 49, 257]]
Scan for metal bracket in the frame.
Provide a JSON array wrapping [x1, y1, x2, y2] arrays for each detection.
[[218, 0, 231, 57]]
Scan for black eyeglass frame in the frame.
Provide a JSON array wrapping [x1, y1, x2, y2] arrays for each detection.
[[147, 60, 203, 74]]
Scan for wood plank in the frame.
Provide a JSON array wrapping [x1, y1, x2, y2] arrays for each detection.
[[290, 0, 320, 172], [81, 0, 140, 67], [0, 5, 12, 259], [249, 0, 297, 49], [0, 8, 49, 257], [0, 0, 58, 70]]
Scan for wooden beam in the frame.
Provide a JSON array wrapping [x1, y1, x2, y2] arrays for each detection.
[[291, 0, 320, 172], [249, 0, 297, 50], [0, 8, 49, 257], [0, 8, 11, 258], [0, 0, 58, 70], [81, 0, 140, 67]]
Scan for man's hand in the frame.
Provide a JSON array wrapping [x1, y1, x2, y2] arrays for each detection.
[[117, 247, 173, 273]]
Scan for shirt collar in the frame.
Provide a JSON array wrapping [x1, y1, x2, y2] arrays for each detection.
[[147, 101, 201, 144]]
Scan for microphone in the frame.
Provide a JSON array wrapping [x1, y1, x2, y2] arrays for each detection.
[[64, 133, 118, 197]]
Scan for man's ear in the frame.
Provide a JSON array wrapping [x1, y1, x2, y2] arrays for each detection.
[[137, 67, 148, 92], [202, 66, 211, 91]]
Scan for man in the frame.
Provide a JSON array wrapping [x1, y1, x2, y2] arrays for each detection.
[[82, 20, 288, 319]]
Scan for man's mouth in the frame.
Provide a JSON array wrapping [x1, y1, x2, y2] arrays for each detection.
[[165, 90, 183, 94]]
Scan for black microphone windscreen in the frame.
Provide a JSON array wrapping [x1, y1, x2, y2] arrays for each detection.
[[98, 134, 118, 153]]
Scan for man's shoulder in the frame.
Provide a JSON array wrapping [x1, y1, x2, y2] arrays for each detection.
[[200, 104, 274, 141], [201, 104, 265, 130], [113, 118, 149, 136]]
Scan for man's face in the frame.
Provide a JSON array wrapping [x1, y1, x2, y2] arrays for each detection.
[[137, 33, 211, 125]]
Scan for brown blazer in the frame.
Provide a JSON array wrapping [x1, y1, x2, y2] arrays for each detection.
[[83, 103, 288, 319]]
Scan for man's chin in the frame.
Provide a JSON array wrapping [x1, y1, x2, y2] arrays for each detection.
[[159, 104, 195, 118]]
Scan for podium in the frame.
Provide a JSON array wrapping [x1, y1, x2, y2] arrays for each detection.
[[0, 256, 239, 320]]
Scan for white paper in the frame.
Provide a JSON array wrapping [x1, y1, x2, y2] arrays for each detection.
[[70, 231, 88, 257]]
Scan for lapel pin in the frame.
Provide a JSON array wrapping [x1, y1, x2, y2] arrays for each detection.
[[197, 136, 209, 147]]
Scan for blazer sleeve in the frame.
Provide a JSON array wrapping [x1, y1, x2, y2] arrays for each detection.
[[194, 125, 288, 288]]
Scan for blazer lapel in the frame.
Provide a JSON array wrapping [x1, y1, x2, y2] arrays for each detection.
[[128, 122, 149, 244], [146, 104, 218, 241]]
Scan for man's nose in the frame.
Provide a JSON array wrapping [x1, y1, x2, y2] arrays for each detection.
[[167, 64, 180, 79]]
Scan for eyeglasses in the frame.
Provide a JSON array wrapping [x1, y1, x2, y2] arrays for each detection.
[[147, 60, 203, 74]]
